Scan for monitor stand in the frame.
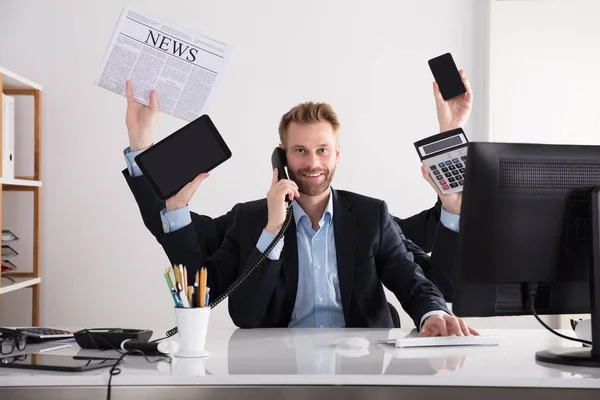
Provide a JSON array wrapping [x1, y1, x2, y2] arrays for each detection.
[[535, 187, 600, 368]]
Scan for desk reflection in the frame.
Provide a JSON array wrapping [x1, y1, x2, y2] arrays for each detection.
[[536, 360, 600, 379], [226, 329, 469, 376]]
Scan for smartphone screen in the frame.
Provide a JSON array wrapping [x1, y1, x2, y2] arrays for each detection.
[[428, 53, 466, 101]]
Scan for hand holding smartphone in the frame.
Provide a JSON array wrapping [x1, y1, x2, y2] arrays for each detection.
[[428, 53, 466, 101]]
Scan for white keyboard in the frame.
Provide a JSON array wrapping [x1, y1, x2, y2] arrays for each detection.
[[379, 335, 501, 348]]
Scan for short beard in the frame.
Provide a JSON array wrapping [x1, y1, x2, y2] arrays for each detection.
[[289, 166, 336, 196]]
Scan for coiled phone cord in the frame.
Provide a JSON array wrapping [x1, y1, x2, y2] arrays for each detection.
[[208, 203, 293, 309], [159, 203, 293, 340]]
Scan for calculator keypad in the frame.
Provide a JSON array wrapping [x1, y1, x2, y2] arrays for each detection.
[[423, 150, 467, 195]]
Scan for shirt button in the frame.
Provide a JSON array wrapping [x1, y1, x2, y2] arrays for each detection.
[[170, 221, 175, 226], [319, 325, 324, 328], [315, 237, 320, 242], [316, 265, 321, 270], [163, 223, 167, 229], [318, 297, 323, 302], [449, 223, 455, 228]]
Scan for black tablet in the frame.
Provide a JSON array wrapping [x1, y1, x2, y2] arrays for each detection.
[[134, 114, 232, 201], [0, 354, 120, 372]]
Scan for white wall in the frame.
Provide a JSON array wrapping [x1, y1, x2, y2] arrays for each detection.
[[489, 0, 600, 145], [0, 0, 490, 330]]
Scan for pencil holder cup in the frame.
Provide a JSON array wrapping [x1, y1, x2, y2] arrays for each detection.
[[174, 307, 211, 358]]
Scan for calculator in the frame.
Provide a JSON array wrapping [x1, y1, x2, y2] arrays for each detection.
[[414, 128, 468, 195]]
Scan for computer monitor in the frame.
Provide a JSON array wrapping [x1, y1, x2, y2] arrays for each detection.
[[453, 141, 600, 368]]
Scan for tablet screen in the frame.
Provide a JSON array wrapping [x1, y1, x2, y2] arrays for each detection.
[[0, 354, 119, 372], [135, 115, 232, 200]]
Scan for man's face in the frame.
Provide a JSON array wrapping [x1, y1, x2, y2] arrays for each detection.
[[283, 121, 340, 196]]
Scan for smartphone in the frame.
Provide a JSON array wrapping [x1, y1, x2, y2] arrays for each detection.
[[428, 53, 466, 101]]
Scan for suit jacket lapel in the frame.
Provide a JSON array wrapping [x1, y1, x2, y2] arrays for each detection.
[[332, 189, 356, 324], [282, 218, 299, 322]]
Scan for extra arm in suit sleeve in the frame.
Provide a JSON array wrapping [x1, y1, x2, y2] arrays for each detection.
[[392, 198, 442, 253], [122, 169, 168, 238], [123, 168, 238, 272], [375, 201, 450, 328], [160, 203, 285, 329], [426, 223, 458, 302], [401, 225, 458, 303]]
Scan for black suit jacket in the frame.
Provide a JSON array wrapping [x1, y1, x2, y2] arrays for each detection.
[[123, 170, 450, 328], [123, 170, 458, 302]]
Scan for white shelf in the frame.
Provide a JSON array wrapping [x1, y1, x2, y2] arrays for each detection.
[[0, 277, 41, 295], [0, 66, 42, 91], [0, 178, 42, 187]]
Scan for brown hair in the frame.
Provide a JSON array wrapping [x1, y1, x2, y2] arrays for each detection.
[[278, 102, 340, 145]]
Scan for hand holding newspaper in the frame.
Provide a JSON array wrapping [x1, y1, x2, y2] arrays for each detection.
[[95, 6, 232, 121]]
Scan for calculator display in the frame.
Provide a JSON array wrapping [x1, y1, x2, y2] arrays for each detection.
[[421, 135, 464, 156]]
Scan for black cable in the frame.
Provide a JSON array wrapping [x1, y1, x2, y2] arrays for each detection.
[[208, 203, 293, 309], [164, 203, 294, 336], [78, 330, 169, 400], [106, 349, 162, 400], [150, 327, 178, 343], [527, 283, 592, 346]]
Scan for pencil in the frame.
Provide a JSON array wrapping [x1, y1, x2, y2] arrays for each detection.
[[169, 267, 177, 291], [183, 265, 188, 291], [202, 267, 208, 303], [165, 271, 180, 307], [200, 268, 206, 307], [194, 271, 200, 308], [176, 266, 183, 292]]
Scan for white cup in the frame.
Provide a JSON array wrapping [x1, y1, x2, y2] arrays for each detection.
[[174, 307, 211, 358]]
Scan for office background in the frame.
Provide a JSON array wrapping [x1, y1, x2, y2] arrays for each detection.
[[0, 0, 596, 330]]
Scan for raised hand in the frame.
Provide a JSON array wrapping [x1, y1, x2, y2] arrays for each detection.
[[421, 165, 462, 215], [165, 173, 210, 212], [125, 80, 159, 151], [434, 69, 473, 133], [265, 168, 299, 235]]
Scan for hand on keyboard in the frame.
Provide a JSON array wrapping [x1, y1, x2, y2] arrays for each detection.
[[420, 314, 479, 337]]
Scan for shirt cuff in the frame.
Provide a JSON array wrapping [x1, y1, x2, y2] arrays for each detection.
[[256, 229, 284, 260], [440, 208, 460, 233], [123, 146, 149, 177], [419, 310, 450, 331], [160, 207, 192, 233]]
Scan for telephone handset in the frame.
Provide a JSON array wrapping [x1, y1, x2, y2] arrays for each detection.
[[165, 148, 295, 339], [272, 147, 289, 181], [271, 147, 293, 205]]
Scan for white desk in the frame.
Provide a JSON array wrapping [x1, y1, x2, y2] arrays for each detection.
[[1, 328, 599, 400]]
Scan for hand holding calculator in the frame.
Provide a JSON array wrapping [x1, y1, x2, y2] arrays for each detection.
[[414, 128, 468, 195]]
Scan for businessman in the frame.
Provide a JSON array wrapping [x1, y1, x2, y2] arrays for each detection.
[[123, 71, 473, 302], [123, 96, 476, 336]]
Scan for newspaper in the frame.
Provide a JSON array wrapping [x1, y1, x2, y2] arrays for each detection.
[[94, 6, 233, 121]]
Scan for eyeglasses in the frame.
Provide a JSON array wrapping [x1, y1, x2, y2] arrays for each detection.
[[0, 334, 27, 355], [0, 354, 27, 364]]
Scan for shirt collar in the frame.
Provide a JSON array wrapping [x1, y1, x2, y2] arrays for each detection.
[[292, 190, 334, 227]]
